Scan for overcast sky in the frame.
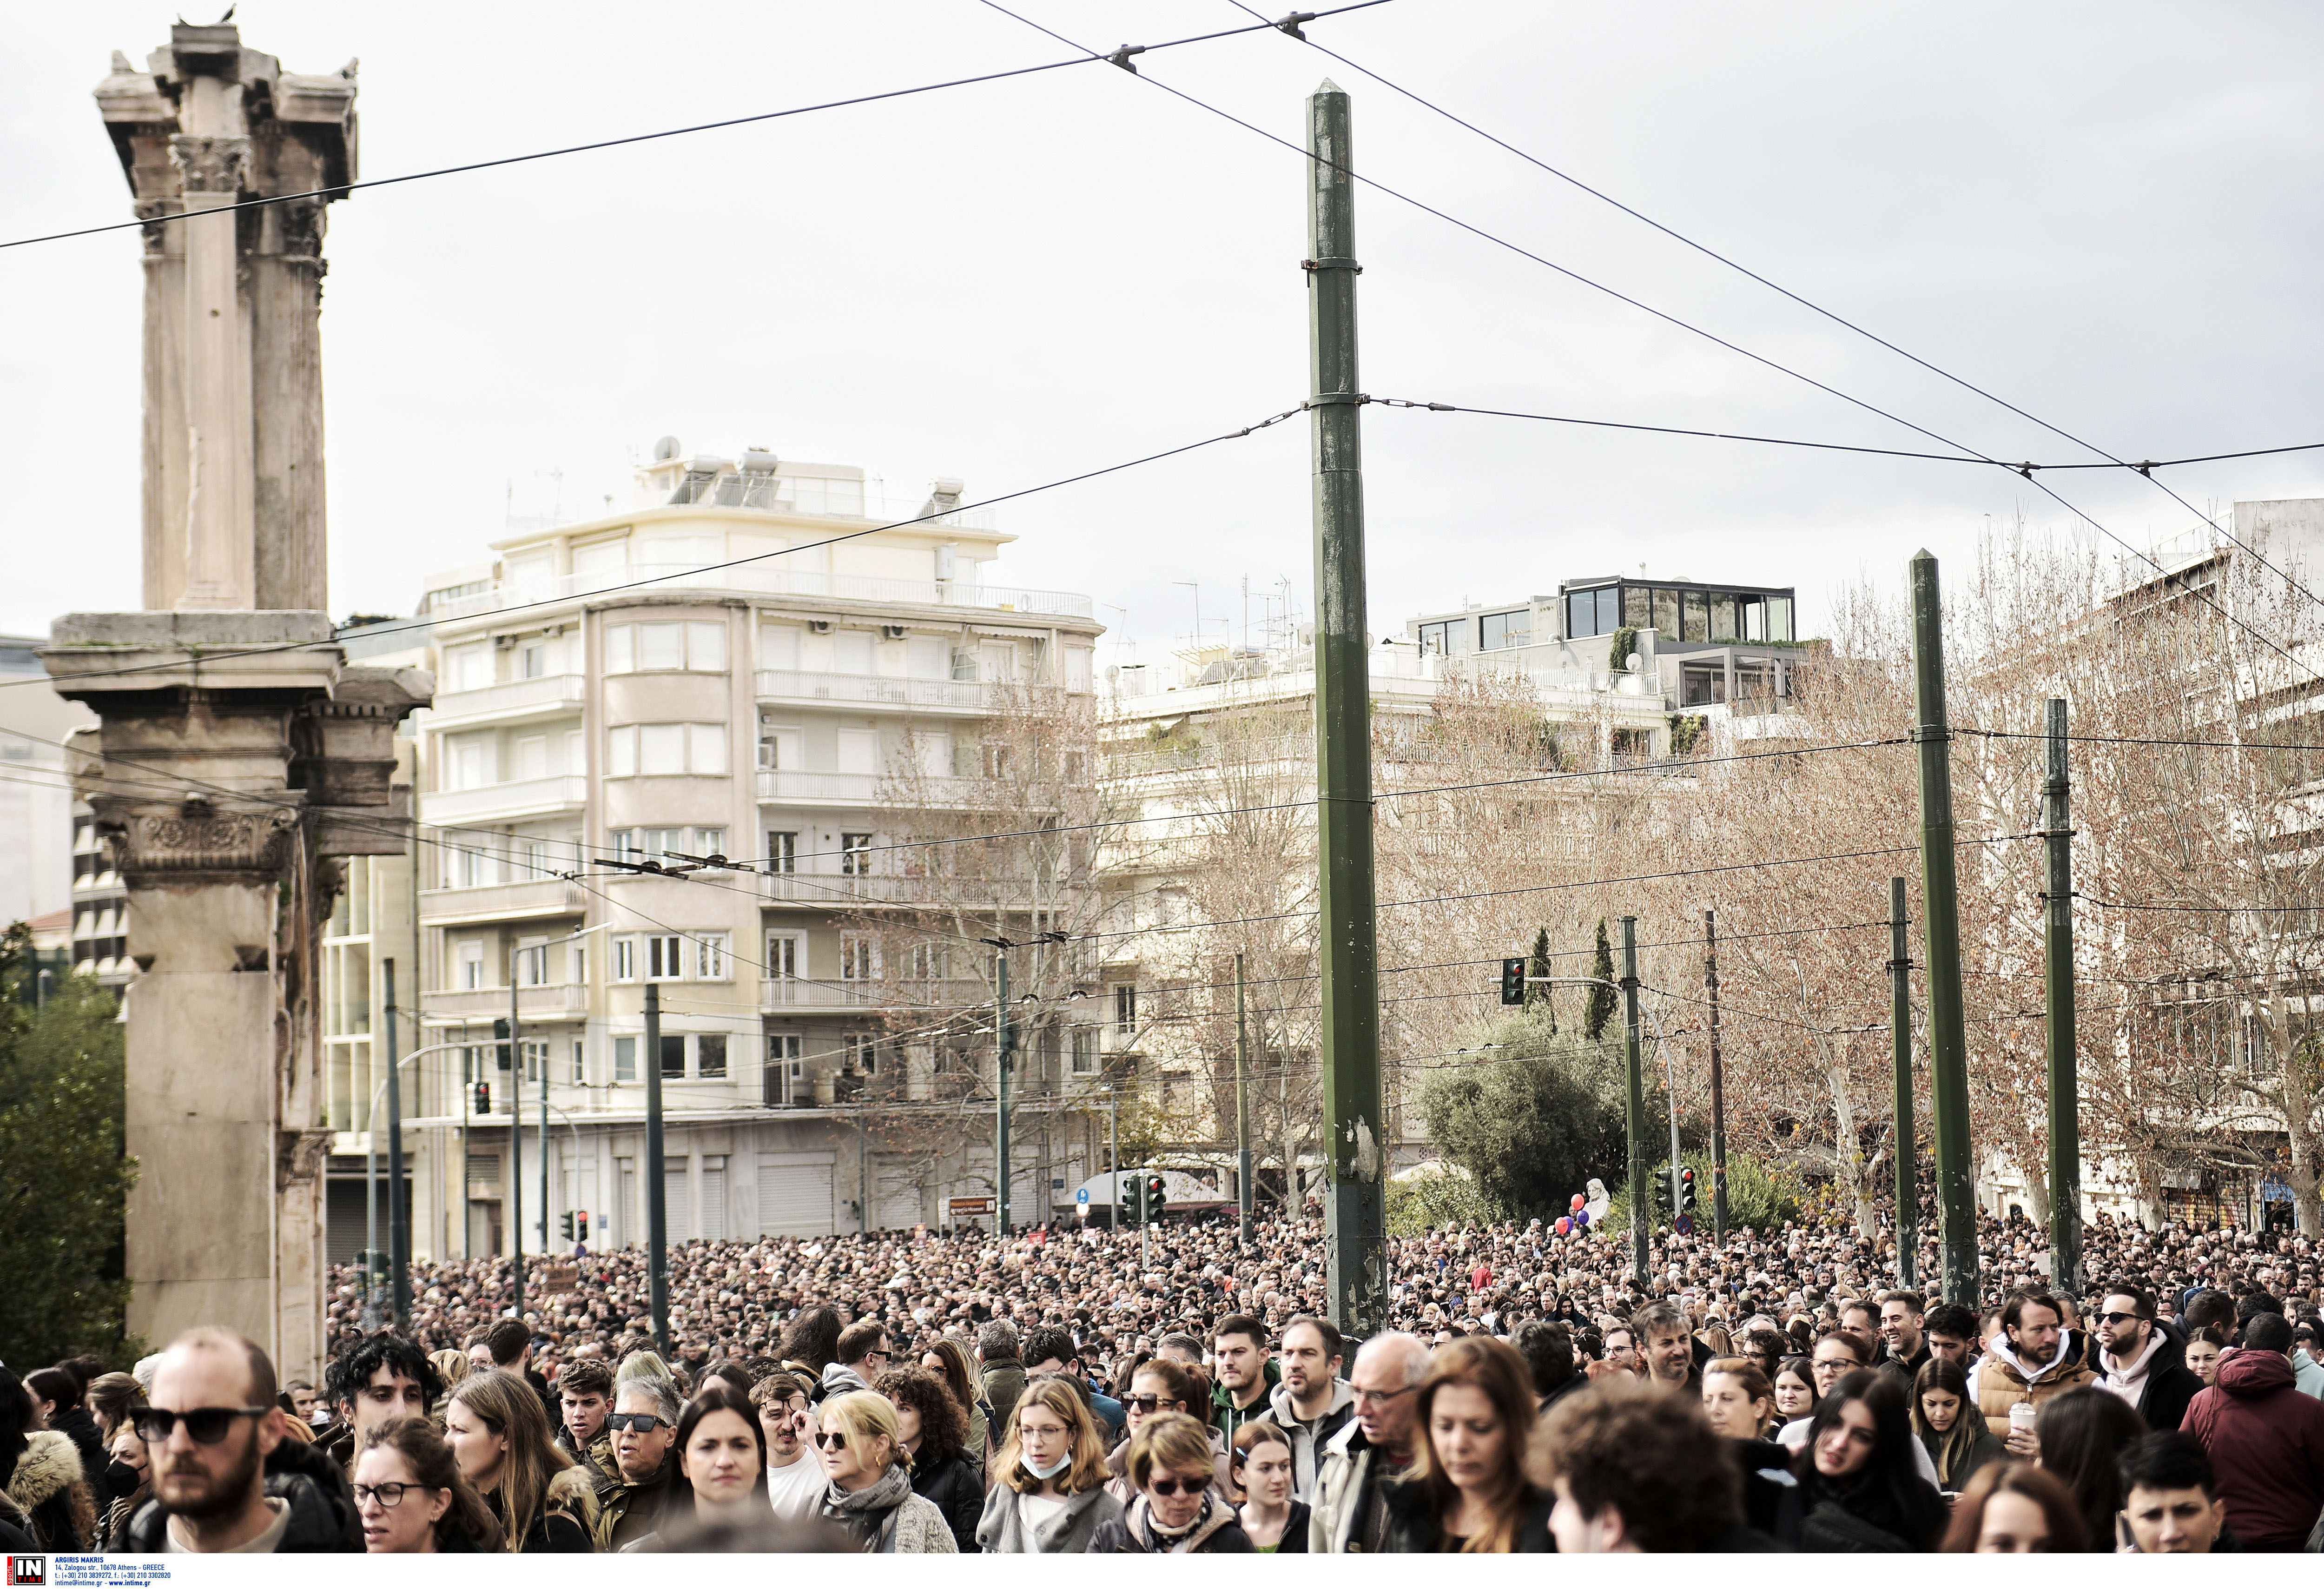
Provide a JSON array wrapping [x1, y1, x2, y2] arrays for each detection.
[[5, 2, 2321, 662]]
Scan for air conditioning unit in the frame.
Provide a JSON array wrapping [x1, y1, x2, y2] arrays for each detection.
[[494, 634, 516, 650], [882, 625, 907, 641]]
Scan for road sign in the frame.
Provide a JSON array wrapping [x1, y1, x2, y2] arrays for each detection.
[[1673, 1214, 1695, 1236], [947, 1196, 996, 1219], [1076, 1187, 1090, 1207]]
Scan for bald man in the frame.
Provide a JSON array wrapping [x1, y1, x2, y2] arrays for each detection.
[[1309, 1331, 1431, 1553]]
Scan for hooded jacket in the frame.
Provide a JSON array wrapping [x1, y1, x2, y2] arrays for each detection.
[[1261, 1377, 1357, 1501], [1087, 1493, 1255, 1554], [1210, 1357, 1281, 1443], [2095, 1326, 2205, 1433], [4, 1432, 95, 1553], [1971, 1331, 2095, 1424], [114, 1464, 361, 1554], [973, 1480, 1122, 1553], [2181, 1348, 2324, 1551]]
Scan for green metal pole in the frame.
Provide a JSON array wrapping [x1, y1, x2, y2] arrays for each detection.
[[1705, 911, 1728, 1246], [1909, 551, 1978, 1306], [1889, 878, 1917, 1290], [386, 958, 409, 1326], [1621, 915, 1648, 1289], [1306, 80, 1386, 1339], [508, 981, 524, 1322], [1235, 952, 1254, 1247], [2043, 697, 2083, 1298], [644, 980, 669, 1356], [996, 953, 1012, 1237]]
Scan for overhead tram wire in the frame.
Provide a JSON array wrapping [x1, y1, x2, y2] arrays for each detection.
[[1237, 3, 2324, 615], [0, 2, 1398, 253], [975, 0, 2324, 679]]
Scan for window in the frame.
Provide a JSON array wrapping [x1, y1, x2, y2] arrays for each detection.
[[908, 944, 947, 982], [607, 724, 727, 776], [1479, 610, 1531, 650], [766, 1033, 803, 1107], [766, 831, 798, 872], [699, 1034, 727, 1078], [687, 622, 726, 672], [839, 934, 879, 981], [980, 742, 1011, 779], [1683, 589, 1710, 642], [520, 1039, 547, 1085], [1564, 587, 1621, 639], [758, 723, 802, 771], [646, 934, 684, 980], [571, 1039, 586, 1085], [519, 837, 550, 878], [612, 937, 634, 981], [449, 735, 492, 790], [457, 939, 487, 991], [605, 620, 724, 673], [660, 1034, 687, 1079], [694, 933, 729, 981], [838, 728, 878, 775], [570, 945, 587, 987], [1710, 593, 1739, 644], [614, 1035, 637, 1082], [445, 644, 493, 693], [840, 833, 873, 875], [1071, 1027, 1097, 1075], [700, 1155, 727, 1240], [515, 940, 548, 987], [1623, 586, 1652, 629], [846, 1034, 879, 1076], [457, 846, 490, 888], [515, 735, 548, 780], [765, 933, 801, 981], [519, 640, 547, 680], [693, 827, 726, 858], [640, 623, 683, 670], [1653, 588, 1681, 638], [1415, 620, 1463, 657], [1114, 982, 1137, 1036]]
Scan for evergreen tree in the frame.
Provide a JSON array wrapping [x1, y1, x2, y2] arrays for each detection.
[[1585, 919, 1618, 1040], [1525, 926, 1555, 1033]]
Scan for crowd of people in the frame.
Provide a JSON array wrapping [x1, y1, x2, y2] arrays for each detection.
[[3, 1202, 2318, 1555]]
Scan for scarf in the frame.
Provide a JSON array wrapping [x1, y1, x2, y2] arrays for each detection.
[[1137, 1494, 1213, 1552], [821, 1463, 915, 1551]]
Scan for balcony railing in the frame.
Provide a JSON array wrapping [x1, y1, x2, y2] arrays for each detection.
[[754, 669, 990, 711], [754, 769, 986, 805], [758, 871, 1037, 907], [423, 775, 589, 824], [759, 977, 992, 1012], [418, 878, 588, 923], [432, 562, 1092, 623], [425, 672, 587, 727], [420, 983, 588, 1021]]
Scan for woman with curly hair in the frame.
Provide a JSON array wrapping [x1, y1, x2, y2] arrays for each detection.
[[917, 1337, 988, 1470], [355, 1417, 506, 1553], [443, 1370, 594, 1552], [874, 1366, 980, 1551], [1381, 1337, 1552, 1552]]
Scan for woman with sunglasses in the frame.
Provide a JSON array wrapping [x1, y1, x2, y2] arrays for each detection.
[[1775, 1369, 1946, 1552], [974, 1376, 1121, 1552], [443, 1370, 595, 1552], [354, 1417, 505, 1553], [873, 1367, 981, 1552], [1380, 1336, 1552, 1552], [1230, 1421, 1307, 1551], [813, 1390, 955, 1552], [1088, 1413, 1254, 1554], [1104, 1359, 1226, 1504]]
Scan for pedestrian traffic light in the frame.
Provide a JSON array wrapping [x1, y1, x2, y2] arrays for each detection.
[[1678, 1167, 1696, 1216], [493, 1017, 512, 1072], [1500, 956, 1526, 1006], [1145, 1172, 1168, 1220], [474, 1081, 490, 1116]]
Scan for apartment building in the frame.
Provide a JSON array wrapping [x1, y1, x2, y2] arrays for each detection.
[[402, 444, 1103, 1260]]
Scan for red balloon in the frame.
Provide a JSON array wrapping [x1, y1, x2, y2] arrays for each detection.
[[1571, 1193, 1586, 1210], [1554, 1218, 1572, 1236]]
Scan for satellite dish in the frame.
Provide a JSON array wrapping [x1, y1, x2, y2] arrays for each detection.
[[652, 436, 682, 462]]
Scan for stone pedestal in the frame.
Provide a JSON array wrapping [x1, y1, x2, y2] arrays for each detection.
[[43, 612, 428, 1380]]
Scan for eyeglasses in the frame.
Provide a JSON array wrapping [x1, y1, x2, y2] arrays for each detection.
[[1352, 1385, 1417, 1406], [1125, 1394, 1181, 1414], [812, 1430, 851, 1450], [353, 1482, 436, 1508], [129, 1406, 271, 1446], [1148, 1476, 1207, 1498], [2095, 1311, 2142, 1327], [604, 1412, 668, 1434]]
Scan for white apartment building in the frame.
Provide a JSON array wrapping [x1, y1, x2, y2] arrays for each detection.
[[401, 444, 1103, 1262]]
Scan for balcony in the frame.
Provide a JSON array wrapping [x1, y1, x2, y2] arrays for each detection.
[[754, 669, 989, 713], [423, 774, 588, 825], [759, 977, 991, 1012], [420, 983, 589, 1023], [418, 878, 588, 926], [755, 768, 985, 807], [432, 562, 1093, 623], [758, 871, 1035, 907], [425, 672, 587, 730]]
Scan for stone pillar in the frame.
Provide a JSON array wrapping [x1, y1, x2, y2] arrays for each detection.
[[43, 616, 428, 1379]]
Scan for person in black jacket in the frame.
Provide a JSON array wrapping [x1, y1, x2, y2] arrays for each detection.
[[2091, 1286, 2204, 1432], [1089, 1414, 1254, 1554], [26, 1366, 109, 1518], [1541, 1378, 1753, 1552], [1776, 1370, 1947, 1552], [1379, 1337, 1553, 1552], [872, 1366, 981, 1551]]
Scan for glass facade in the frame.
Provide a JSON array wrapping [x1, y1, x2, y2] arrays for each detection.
[[1563, 581, 1794, 643]]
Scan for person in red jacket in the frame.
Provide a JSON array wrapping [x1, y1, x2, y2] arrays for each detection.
[[2179, 1312, 2324, 1552]]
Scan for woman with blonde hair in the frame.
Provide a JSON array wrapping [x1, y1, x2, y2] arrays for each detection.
[[355, 1417, 506, 1554], [973, 1376, 1122, 1552], [813, 1390, 955, 1552], [1089, 1413, 1254, 1553], [429, 1350, 470, 1396], [1381, 1337, 1552, 1552], [443, 1370, 594, 1552]]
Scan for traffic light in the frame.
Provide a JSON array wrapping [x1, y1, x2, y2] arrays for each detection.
[[1145, 1172, 1168, 1221], [575, 1212, 589, 1245], [1500, 956, 1527, 1006], [559, 1212, 575, 1242], [1678, 1167, 1697, 1217], [473, 1081, 491, 1116], [1120, 1173, 1140, 1226], [493, 1017, 512, 1072]]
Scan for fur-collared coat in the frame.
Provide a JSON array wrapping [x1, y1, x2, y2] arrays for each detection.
[[4, 1430, 97, 1552]]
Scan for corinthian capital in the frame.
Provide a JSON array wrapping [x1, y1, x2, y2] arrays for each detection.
[[168, 133, 250, 195]]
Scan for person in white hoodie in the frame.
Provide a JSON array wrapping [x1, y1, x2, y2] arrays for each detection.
[[1260, 1317, 1355, 1503]]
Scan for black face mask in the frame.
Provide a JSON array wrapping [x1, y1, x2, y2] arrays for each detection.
[[106, 1461, 143, 1497]]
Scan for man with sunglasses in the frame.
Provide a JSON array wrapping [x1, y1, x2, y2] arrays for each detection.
[[821, 1319, 891, 1401], [113, 1327, 360, 1554], [2094, 1286, 2205, 1432], [591, 1377, 685, 1551]]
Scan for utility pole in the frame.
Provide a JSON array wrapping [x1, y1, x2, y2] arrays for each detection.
[[1621, 915, 1648, 1289], [1235, 952, 1254, 1246], [2043, 697, 2083, 1298], [1704, 912, 1728, 1247], [508, 982, 524, 1322], [995, 952, 1013, 1237], [644, 980, 669, 1356], [385, 959, 409, 1326], [1306, 79, 1386, 1338], [1108, 1081, 1120, 1230], [1889, 878, 1918, 1290], [539, 986, 550, 1260], [461, 1026, 471, 1261], [1909, 551, 1978, 1305], [363, 1085, 379, 1331]]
